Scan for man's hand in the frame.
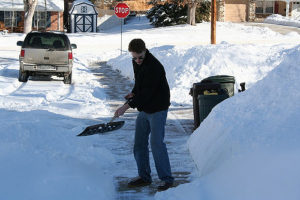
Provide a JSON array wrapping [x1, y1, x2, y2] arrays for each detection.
[[124, 93, 134, 100], [114, 103, 130, 117]]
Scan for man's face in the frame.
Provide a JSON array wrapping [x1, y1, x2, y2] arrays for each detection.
[[131, 51, 146, 65]]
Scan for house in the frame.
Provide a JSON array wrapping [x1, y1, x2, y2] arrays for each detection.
[[217, 0, 300, 22], [106, 0, 300, 22], [0, 0, 64, 33]]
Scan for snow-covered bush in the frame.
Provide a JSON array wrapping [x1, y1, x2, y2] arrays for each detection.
[[196, 1, 211, 23], [146, 2, 210, 27], [147, 3, 187, 27]]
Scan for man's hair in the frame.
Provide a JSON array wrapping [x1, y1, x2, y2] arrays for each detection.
[[128, 39, 146, 53]]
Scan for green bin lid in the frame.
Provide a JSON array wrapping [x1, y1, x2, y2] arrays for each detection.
[[201, 75, 235, 84]]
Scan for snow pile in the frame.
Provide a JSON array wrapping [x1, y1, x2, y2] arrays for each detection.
[[108, 43, 291, 105], [264, 14, 300, 28], [0, 109, 115, 199], [155, 45, 300, 200]]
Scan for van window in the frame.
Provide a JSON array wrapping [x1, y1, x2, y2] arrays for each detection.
[[23, 33, 69, 50]]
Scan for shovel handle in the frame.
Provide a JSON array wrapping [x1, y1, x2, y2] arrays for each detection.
[[109, 116, 118, 123]]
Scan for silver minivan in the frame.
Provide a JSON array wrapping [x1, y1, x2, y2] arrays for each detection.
[[17, 32, 77, 84]]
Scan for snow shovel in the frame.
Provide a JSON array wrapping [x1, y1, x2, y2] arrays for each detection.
[[77, 116, 125, 136], [77, 98, 132, 136]]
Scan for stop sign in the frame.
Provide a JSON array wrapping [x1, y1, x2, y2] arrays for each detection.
[[114, 3, 130, 18]]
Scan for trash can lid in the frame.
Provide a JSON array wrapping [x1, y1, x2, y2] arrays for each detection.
[[201, 75, 235, 84]]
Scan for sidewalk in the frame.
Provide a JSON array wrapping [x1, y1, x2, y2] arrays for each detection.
[[89, 62, 195, 200]]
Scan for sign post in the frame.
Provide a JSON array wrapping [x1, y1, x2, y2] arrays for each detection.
[[114, 3, 130, 55], [211, 0, 216, 44]]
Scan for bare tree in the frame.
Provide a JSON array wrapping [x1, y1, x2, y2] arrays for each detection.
[[43, 0, 47, 31], [187, 0, 197, 25], [23, 0, 38, 33]]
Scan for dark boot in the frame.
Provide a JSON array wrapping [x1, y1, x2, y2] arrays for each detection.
[[128, 177, 152, 188], [157, 182, 173, 191]]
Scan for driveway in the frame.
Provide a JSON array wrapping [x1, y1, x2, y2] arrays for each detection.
[[239, 22, 300, 35]]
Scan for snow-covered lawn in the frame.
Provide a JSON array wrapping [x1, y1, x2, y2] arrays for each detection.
[[0, 16, 299, 199]]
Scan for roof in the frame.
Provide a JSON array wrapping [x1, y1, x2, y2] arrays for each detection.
[[69, 0, 98, 14], [0, 0, 64, 12], [71, 0, 95, 8]]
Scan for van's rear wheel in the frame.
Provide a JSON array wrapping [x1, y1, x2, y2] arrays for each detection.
[[18, 71, 28, 82], [63, 72, 72, 84]]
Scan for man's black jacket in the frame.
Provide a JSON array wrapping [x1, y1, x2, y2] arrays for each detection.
[[128, 49, 170, 113]]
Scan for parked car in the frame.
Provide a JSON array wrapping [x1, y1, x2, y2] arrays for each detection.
[[17, 31, 77, 84]]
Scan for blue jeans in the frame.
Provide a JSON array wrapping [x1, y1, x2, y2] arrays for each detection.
[[134, 110, 174, 184]]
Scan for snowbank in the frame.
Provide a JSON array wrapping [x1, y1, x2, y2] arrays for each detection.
[[0, 109, 115, 200], [108, 43, 293, 105], [264, 14, 300, 28], [155, 45, 300, 200]]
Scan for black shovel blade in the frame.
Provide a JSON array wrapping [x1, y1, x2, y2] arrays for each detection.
[[77, 121, 125, 136]]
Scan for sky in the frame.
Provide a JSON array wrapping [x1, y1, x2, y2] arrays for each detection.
[[0, 14, 299, 199]]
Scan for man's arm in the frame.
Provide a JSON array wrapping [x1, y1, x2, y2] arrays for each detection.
[[114, 103, 130, 117]]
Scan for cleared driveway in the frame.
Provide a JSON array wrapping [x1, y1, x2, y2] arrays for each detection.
[[239, 22, 300, 35]]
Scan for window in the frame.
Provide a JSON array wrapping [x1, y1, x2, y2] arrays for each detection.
[[33, 11, 51, 29], [255, 1, 274, 14], [255, 1, 263, 14], [0, 11, 4, 22], [265, 1, 274, 14], [3, 11, 22, 27], [24, 32, 69, 50], [81, 6, 88, 13], [4, 11, 21, 27]]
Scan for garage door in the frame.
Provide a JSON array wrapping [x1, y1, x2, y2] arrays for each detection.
[[225, 3, 247, 22]]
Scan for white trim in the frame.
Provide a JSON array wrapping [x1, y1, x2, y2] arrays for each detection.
[[58, 12, 61, 31]]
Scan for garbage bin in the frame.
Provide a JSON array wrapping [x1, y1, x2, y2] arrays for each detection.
[[190, 75, 235, 129], [201, 75, 235, 97], [198, 93, 229, 125], [190, 82, 220, 129]]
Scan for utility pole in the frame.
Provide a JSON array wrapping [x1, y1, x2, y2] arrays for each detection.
[[211, 0, 216, 44]]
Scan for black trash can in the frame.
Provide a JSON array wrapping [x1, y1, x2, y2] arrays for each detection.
[[190, 75, 235, 129], [198, 94, 229, 125], [201, 75, 235, 97]]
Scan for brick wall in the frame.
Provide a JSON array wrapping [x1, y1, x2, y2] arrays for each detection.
[[47, 12, 64, 31], [122, 0, 152, 11]]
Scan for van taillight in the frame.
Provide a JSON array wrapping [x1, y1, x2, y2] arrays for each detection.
[[20, 50, 25, 57], [68, 52, 73, 59]]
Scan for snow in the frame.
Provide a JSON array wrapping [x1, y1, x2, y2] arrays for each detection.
[[71, 0, 96, 10], [265, 14, 300, 28], [1, 15, 300, 199], [0, 0, 64, 11]]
